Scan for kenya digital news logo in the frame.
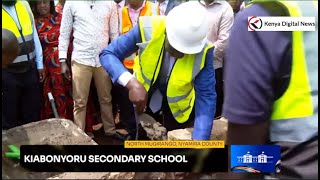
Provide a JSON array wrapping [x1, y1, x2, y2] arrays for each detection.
[[248, 16, 263, 31]]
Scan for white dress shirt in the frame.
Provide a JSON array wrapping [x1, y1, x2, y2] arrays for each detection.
[[202, 0, 234, 69], [58, 1, 119, 67]]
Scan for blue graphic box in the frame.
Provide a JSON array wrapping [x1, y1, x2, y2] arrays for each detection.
[[230, 145, 281, 173]]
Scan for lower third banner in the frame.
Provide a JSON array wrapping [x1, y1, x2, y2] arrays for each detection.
[[19, 145, 228, 172]]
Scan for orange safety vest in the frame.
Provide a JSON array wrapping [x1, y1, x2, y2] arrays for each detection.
[[121, 1, 159, 69]]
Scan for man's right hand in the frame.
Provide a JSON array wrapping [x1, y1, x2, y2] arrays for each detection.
[[126, 78, 148, 114], [60, 62, 71, 80]]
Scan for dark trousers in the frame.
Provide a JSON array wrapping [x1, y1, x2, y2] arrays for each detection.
[[111, 84, 136, 137], [214, 68, 224, 118], [2, 66, 41, 130]]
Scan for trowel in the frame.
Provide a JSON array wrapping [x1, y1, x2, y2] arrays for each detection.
[[133, 106, 167, 140], [132, 109, 171, 179]]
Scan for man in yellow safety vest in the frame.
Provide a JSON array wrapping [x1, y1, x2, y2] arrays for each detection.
[[112, 0, 160, 139], [223, 1, 318, 179], [2, 0, 45, 130], [100, 1, 217, 140]]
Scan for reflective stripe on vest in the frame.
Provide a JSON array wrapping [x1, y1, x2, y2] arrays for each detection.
[[167, 44, 211, 121], [121, 1, 159, 34], [251, 0, 318, 142], [2, 1, 35, 63], [135, 16, 213, 123], [121, 1, 159, 69]]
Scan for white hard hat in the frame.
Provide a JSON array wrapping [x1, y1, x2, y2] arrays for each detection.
[[166, 1, 208, 54]]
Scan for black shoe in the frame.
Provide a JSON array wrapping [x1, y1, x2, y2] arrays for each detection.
[[105, 132, 127, 140]]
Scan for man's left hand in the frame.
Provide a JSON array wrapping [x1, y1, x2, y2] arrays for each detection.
[[38, 69, 45, 83]]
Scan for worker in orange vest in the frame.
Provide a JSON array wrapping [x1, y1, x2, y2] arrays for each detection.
[[121, 0, 159, 70]]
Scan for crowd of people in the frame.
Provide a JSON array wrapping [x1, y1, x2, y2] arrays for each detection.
[[2, 0, 318, 179], [2, 0, 237, 139]]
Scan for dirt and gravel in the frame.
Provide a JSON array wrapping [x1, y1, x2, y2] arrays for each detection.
[[2, 119, 97, 179], [139, 113, 168, 140], [2, 117, 228, 179]]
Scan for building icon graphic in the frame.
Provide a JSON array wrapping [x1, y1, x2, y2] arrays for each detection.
[[243, 152, 253, 163], [258, 152, 267, 163], [237, 151, 273, 163]]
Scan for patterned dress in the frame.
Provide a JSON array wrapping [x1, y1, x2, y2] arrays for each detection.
[[36, 13, 99, 132]]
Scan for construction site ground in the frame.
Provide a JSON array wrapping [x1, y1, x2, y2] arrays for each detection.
[[2, 118, 228, 179]]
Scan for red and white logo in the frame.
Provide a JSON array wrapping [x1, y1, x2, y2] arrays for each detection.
[[248, 16, 263, 31]]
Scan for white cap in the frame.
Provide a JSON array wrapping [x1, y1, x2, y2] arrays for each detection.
[[166, 1, 208, 54]]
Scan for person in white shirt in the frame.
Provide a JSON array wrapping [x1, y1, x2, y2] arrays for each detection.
[[58, 1, 126, 140], [200, 0, 234, 118]]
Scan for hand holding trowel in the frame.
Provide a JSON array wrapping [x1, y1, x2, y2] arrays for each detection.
[[133, 107, 167, 140], [127, 78, 167, 140]]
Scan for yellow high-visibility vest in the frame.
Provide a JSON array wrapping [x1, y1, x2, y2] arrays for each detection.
[[250, 0, 318, 142], [121, 1, 159, 70], [134, 16, 213, 123], [2, 1, 35, 63]]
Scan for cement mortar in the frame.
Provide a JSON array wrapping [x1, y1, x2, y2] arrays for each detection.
[[140, 121, 167, 140], [138, 113, 167, 140]]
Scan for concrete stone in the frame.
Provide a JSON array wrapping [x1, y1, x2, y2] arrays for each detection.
[[166, 118, 229, 180], [2, 119, 97, 179], [168, 117, 228, 140]]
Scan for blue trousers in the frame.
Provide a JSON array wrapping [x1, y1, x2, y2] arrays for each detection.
[[2, 66, 41, 130]]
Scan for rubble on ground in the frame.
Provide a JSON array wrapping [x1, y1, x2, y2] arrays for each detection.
[[2, 117, 229, 179], [138, 113, 167, 140], [2, 119, 97, 179], [97, 117, 228, 179], [140, 121, 167, 140]]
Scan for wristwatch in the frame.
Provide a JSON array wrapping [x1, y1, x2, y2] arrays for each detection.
[[59, 58, 67, 63]]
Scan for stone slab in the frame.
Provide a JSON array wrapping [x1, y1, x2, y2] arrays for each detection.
[[168, 117, 228, 140]]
